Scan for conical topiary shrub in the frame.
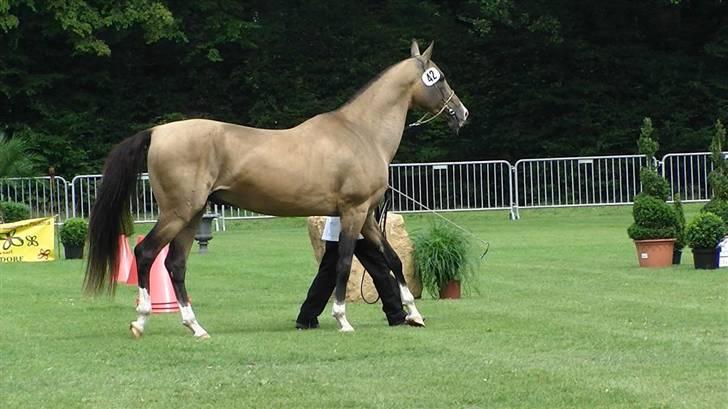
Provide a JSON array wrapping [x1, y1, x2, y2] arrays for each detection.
[[627, 118, 677, 267]]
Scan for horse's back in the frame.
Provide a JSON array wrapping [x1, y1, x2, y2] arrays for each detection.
[[146, 116, 386, 217]]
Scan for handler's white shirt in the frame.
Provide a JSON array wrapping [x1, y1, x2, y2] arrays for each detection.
[[321, 217, 364, 242]]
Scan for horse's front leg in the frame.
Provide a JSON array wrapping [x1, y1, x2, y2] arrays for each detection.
[[331, 209, 367, 332]]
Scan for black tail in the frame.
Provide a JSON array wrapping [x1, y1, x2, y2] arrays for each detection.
[[83, 130, 152, 295]]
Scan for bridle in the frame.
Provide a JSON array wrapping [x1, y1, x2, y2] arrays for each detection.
[[406, 58, 458, 129], [406, 89, 455, 129]]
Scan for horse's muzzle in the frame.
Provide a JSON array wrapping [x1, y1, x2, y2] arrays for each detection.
[[447, 105, 469, 134]]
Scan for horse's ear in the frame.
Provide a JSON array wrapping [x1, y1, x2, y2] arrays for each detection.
[[410, 39, 421, 57], [422, 41, 434, 62]]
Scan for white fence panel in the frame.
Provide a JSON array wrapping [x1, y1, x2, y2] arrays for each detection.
[[71, 174, 159, 222], [661, 152, 715, 202], [0, 176, 71, 222], [514, 155, 649, 214], [7, 151, 724, 227], [212, 205, 271, 231], [388, 161, 514, 213]]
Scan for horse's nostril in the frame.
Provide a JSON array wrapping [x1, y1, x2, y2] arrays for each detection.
[[463, 108, 469, 120]]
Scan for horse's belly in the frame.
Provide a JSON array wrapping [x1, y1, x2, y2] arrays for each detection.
[[213, 185, 337, 217]]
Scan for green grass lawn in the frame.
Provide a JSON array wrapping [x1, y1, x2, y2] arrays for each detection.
[[1, 206, 726, 408]]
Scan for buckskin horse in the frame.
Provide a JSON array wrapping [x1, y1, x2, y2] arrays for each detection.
[[84, 40, 469, 339]]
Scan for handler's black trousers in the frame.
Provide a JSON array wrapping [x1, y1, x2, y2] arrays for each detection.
[[296, 239, 407, 326]]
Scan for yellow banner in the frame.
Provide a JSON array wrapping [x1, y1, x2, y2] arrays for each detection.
[[0, 217, 55, 263]]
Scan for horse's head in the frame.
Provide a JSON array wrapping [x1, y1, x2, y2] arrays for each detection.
[[409, 40, 469, 134]]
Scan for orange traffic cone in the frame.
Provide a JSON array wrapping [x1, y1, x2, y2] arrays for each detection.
[[125, 235, 144, 286], [113, 235, 133, 283], [150, 244, 179, 313]]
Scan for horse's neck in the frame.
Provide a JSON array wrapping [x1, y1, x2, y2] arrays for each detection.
[[337, 61, 415, 163]]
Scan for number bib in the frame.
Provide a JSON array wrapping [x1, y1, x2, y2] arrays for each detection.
[[421, 67, 441, 86]]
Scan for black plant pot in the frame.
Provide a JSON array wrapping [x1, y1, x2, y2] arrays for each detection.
[[64, 244, 84, 260], [672, 249, 682, 265], [692, 248, 717, 269]]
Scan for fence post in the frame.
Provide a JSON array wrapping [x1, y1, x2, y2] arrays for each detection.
[[510, 165, 520, 220]]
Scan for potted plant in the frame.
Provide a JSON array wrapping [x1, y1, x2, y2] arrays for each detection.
[[685, 212, 727, 269], [413, 221, 477, 299], [627, 118, 677, 267], [60, 218, 88, 259]]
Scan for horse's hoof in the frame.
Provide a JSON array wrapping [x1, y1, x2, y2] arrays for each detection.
[[406, 315, 425, 327], [129, 322, 143, 339], [196, 332, 211, 340], [339, 325, 355, 333]]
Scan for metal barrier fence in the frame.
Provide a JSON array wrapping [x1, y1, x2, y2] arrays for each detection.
[[512, 155, 649, 218], [388, 160, 514, 214], [2, 152, 723, 226], [71, 174, 160, 222], [213, 205, 271, 231], [660, 152, 714, 202], [0, 176, 70, 222]]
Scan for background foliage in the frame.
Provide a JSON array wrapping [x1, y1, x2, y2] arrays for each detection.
[[1, 0, 727, 177]]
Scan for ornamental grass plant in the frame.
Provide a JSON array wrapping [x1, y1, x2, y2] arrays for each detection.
[[412, 220, 478, 298]]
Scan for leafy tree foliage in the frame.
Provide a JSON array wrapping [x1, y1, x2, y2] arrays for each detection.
[[0, 0, 727, 176]]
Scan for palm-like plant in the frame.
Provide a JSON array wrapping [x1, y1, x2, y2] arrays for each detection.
[[0, 132, 42, 223], [0, 132, 41, 178]]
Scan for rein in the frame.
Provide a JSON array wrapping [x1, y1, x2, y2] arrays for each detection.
[[406, 90, 455, 129]]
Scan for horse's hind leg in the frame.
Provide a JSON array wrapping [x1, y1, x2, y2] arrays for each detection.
[[130, 216, 188, 339], [165, 212, 210, 339], [361, 214, 425, 327]]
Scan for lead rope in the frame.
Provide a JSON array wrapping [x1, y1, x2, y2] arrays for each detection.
[[387, 185, 490, 260]]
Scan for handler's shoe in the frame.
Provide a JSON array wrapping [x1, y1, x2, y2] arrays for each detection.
[[295, 318, 320, 330]]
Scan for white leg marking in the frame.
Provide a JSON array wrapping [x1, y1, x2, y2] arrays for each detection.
[[399, 284, 425, 327], [179, 303, 210, 339], [331, 300, 354, 332], [130, 288, 151, 338]]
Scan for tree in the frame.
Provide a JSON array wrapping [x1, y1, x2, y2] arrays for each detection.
[[0, 0, 257, 175], [1, 0, 728, 173]]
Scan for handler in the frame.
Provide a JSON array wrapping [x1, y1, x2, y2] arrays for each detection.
[[296, 216, 414, 329]]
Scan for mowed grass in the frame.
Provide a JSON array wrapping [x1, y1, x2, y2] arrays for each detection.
[[1, 206, 726, 409]]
